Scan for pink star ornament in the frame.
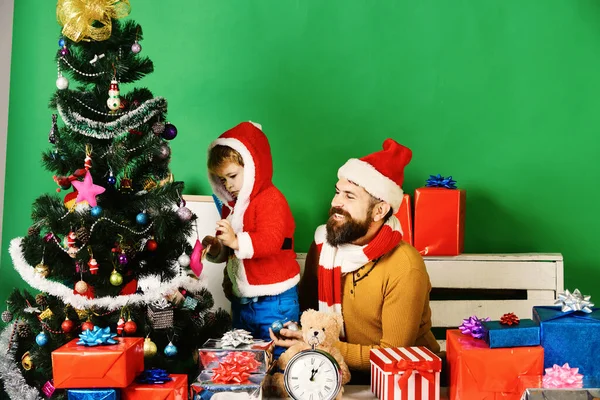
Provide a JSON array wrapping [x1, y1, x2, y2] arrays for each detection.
[[72, 171, 105, 207]]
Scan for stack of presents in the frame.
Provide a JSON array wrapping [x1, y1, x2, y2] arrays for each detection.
[[370, 175, 600, 400], [49, 326, 271, 399], [370, 289, 600, 400]]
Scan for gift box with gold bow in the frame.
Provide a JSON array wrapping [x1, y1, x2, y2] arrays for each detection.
[[369, 346, 442, 400]]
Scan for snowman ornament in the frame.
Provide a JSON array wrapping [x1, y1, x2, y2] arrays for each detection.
[[107, 79, 121, 111]]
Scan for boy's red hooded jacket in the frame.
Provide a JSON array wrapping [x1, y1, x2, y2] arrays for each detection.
[[208, 122, 300, 297]]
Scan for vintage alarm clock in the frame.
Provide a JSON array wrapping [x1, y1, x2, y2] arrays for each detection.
[[284, 347, 342, 400]]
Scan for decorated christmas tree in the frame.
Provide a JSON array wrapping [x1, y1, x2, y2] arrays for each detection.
[[0, 2, 230, 398]]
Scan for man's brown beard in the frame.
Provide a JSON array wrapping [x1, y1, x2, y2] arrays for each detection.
[[325, 207, 372, 246]]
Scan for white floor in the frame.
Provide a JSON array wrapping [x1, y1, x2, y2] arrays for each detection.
[[265, 385, 449, 399]]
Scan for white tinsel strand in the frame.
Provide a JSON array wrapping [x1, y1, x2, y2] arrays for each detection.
[[56, 97, 167, 139], [10, 237, 206, 311], [0, 326, 42, 400]]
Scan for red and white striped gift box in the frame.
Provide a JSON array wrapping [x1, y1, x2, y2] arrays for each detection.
[[370, 347, 442, 400]]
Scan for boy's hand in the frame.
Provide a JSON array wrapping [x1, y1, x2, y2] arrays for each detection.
[[216, 219, 239, 250], [269, 322, 303, 348], [201, 236, 221, 257]]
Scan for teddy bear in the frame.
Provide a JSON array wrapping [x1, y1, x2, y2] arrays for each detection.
[[268, 309, 351, 399]]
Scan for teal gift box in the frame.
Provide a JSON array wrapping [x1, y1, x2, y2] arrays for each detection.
[[482, 319, 540, 348], [67, 389, 120, 400], [533, 305, 600, 381]]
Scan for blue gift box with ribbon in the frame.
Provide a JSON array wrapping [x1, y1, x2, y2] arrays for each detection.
[[533, 289, 600, 381], [67, 388, 120, 400], [482, 318, 540, 348]]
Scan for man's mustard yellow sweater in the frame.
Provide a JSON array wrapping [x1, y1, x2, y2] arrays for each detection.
[[301, 241, 440, 371]]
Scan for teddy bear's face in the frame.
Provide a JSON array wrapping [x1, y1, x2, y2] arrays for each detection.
[[300, 309, 344, 349]]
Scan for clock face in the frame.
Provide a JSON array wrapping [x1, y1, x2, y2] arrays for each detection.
[[284, 349, 342, 400]]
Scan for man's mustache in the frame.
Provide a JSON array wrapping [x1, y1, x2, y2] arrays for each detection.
[[329, 207, 351, 218]]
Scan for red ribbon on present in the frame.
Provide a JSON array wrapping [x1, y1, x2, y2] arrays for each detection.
[[394, 360, 437, 392], [221, 351, 261, 371], [500, 312, 520, 326], [211, 351, 260, 384], [200, 352, 219, 367], [212, 363, 251, 384]]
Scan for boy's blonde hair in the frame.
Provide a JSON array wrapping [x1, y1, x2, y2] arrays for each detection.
[[208, 145, 244, 172]]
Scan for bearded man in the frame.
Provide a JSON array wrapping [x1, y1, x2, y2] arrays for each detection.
[[271, 139, 440, 382]]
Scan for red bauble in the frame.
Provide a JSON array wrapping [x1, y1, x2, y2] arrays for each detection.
[[61, 318, 75, 333], [123, 319, 137, 335], [146, 239, 158, 251], [81, 321, 94, 332]]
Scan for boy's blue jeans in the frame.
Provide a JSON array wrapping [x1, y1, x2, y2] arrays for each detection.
[[231, 286, 299, 359]]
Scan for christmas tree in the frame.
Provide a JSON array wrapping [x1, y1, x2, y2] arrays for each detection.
[[0, 2, 230, 398]]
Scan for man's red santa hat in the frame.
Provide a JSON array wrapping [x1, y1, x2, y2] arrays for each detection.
[[337, 138, 412, 213]]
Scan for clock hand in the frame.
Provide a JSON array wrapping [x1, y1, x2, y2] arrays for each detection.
[[309, 368, 319, 381]]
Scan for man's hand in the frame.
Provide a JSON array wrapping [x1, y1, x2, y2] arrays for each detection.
[[269, 322, 303, 348], [216, 219, 239, 250], [201, 235, 222, 257]]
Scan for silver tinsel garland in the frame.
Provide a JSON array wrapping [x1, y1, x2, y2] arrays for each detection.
[[56, 96, 167, 139], [0, 326, 42, 400]]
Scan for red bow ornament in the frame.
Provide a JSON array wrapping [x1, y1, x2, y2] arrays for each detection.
[[394, 360, 437, 392], [500, 313, 520, 326]]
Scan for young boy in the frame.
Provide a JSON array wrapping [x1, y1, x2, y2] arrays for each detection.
[[203, 121, 300, 357]]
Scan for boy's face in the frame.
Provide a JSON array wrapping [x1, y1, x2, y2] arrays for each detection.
[[214, 161, 244, 199]]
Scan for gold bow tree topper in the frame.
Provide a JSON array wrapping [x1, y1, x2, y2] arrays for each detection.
[[56, 0, 131, 42]]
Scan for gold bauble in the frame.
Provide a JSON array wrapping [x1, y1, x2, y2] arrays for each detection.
[[74, 280, 88, 294], [109, 269, 123, 286], [143, 337, 157, 357], [75, 308, 89, 321], [34, 263, 50, 278], [21, 351, 33, 370], [39, 309, 53, 320]]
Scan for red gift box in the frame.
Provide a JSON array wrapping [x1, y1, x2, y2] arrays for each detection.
[[370, 346, 441, 400], [122, 374, 188, 400], [446, 330, 543, 400], [414, 187, 465, 256], [395, 194, 413, 245], [52, 337, 144, 389]]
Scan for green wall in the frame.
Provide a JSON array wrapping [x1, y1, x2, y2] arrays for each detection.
[[3, 1, 600, 309]]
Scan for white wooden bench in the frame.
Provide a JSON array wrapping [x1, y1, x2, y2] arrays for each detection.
[[296, 252, 564, 351]]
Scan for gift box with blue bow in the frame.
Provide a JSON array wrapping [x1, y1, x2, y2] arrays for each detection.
[[533, 289, 600, 381]]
